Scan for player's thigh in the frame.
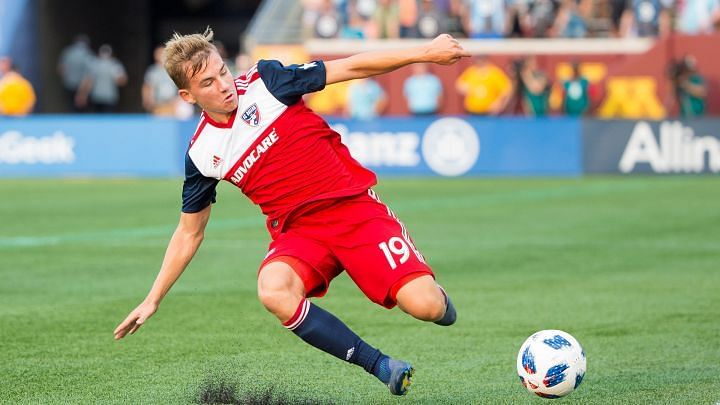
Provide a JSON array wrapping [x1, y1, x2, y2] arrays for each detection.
[[257, 259, 305, 298], [335, 212, 434, 309], [259, 233, 343, 299]]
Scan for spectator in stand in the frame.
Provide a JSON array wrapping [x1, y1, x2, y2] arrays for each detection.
[[399, 0, 420, 37], [142, 46, 180, 116], [57, 34, 93, 112], [456, 55, 512, 115], [607, 0, 626, 36], [506, 0, 528, 37], [75, 44, 127, 113], [313, 0, 343, 38], [371, 0, 400, 38], [446, 0, 469, 36], [302, 0, 326, 37], [673, 55, 707, 117], [0, 57, 36, 116], [561, 61, 590, 116], [336, 0, 350, 25], [342, 0, 369, 38], [356, 0, 378, 20], [346, 77, 387, 119], [463, 0, 508, 38], [619, 0, 671, 37], [403, 64, 443, 114], [676, 0, 720, 35], [417, 0, 448, 38], [517, 55, 551, 116], [526, 0, 560, 37], [553, 0, 588, 38], [433, 0, 453, 15]]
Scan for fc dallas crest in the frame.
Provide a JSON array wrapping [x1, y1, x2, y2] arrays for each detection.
[[241, 103, 261, 127]]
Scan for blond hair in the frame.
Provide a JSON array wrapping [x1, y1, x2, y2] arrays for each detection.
[[163, 27, 217, 89]]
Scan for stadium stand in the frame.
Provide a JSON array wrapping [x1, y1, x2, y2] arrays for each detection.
[[0, 0, 717, 116]]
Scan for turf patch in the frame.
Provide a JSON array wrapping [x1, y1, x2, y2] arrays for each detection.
[[197, 375, 331, 405]]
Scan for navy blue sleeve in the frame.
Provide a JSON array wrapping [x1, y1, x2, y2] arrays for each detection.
[[257, 59, 327, 105], [181, 152, 219, 213]]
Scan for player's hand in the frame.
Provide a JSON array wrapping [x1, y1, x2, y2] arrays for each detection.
[[113, 301, 158, 340], [424, 34, 471, 65]]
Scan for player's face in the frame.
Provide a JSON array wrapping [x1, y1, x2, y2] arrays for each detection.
[[180, 50, 237, 123]]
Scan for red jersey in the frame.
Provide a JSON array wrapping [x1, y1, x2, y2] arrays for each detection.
[[181, 60, 376, 230]]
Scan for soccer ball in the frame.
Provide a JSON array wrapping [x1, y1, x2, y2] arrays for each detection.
[[516, 330, 586, 399]]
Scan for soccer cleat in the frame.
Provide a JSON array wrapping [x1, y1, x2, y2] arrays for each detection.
[[386, 359, 414, 396]]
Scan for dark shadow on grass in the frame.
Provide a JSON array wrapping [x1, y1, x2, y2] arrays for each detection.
[[197, 377, 333, 405]]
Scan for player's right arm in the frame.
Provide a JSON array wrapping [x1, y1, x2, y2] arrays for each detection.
[[113, 205, 212, 340], [114, 150, 218, 340]]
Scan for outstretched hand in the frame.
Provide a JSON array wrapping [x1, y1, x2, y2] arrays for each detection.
[[425, 34, 471, 65], [113, 301, 158, 340]]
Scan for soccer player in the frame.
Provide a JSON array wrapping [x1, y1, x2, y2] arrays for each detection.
[[114, 28, 469, 396]]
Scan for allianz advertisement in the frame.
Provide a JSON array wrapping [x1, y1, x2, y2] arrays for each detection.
[[0, 116, 581, 177], [329, 116, 581, 176], [583, 119, 720, 174]]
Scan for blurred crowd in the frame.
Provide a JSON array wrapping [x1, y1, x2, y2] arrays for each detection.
[[307, 52, 707, 118], [56, 35, 185, 117], [0, 24, 710, 118], [52, 35, 256, 118], [303, 0, 720, 39], [58, 36, 128, 114]]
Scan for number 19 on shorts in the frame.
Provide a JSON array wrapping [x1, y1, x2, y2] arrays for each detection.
[[378, 236, 411, 270]]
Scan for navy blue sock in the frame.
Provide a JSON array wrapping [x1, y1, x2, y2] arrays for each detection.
[[435, 287, 457, 326], [284, 299, 390, 381]]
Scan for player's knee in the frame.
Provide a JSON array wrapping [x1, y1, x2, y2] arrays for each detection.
[[257, 284, 303, 322], [397, 291, 446, 322], [421, 295, 447, 321], [395, 275, 447, 322], [257, 264, 304, 321], [257, 286, 285, 312]]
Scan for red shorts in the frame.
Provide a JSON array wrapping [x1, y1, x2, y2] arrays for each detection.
[[260, 190, 434, 308]]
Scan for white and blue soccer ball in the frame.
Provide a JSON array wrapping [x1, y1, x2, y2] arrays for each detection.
[[516, 330, 586, 399]]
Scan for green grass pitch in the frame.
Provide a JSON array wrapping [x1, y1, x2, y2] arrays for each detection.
[[1, 176, 719, 404]]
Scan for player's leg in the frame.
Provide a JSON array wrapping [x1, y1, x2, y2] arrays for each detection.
[[256, 258, 305, 321], [394, 274, 457, 326], [257, 254, 412, 395], [335, 190, 457, 326]]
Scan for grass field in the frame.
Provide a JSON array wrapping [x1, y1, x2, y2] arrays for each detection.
[[1, 176, 719, 404]]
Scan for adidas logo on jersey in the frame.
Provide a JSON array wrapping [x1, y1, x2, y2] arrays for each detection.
[[212, 155, 223, 168]]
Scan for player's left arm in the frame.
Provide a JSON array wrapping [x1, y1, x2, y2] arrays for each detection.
[[324, 34, 470, 85]]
